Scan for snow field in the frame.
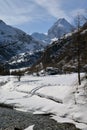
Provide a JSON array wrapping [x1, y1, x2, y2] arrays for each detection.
[[0, 73, 87, 130]]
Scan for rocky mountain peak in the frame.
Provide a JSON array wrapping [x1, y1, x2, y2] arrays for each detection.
[[48, 18, 74, 39], [0, 19, 6, 24], [55, 18, 67, 24], [0, 19, 45, 68]]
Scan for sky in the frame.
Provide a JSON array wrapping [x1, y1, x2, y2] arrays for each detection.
[[0, 0, 87, 34]]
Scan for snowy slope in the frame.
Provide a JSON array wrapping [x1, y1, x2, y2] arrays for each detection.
[[0, 20, 44, 68], [34, 22, 87, 74], [0, 19, 30, 43], [31, 32, 51, 45], [24, 125, 34, 130], [8, 51, 43, 69], [48, 18, 74, 39], [31, 18, 74, 44], [0, 73, 87, 130]]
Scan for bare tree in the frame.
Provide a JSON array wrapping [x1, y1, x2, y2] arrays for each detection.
[[77, 14, 81, 85], [74, 14, 81, 85], [75, 13, 87, 85]]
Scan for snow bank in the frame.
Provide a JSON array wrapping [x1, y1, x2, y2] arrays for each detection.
[[0, 73, 87, 130], [24, 125, 34, 130]]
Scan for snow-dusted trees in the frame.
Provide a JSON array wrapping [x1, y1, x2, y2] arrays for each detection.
[[0, 64, 10, 75]]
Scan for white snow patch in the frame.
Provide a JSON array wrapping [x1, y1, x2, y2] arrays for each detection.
[[24, 125, 34, 130], [0, 73, 87, 130], [81, 29, 87, 34]]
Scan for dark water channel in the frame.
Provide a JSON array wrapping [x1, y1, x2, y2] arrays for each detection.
[[0, 107, 81, 130]]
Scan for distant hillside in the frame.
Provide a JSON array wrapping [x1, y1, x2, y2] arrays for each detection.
[[31, 18, 74, 45], [28, 22, 87, 74], [48, 18, 74, 39], [0, 20, 44, 69], [31, 32, 51, 45]]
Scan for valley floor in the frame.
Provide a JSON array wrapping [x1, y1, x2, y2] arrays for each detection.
[[0, 73, 87, 130]]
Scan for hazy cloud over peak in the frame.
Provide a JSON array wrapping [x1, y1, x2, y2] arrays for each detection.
[[0, 0, 87, 33]]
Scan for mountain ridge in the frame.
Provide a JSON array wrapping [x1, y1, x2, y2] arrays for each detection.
[[28, 22, 87, 74], [0, 19, 87, 73], [48, 18, 74, 39], [0, 20, 45, 69], [31, 18, 75, 44]]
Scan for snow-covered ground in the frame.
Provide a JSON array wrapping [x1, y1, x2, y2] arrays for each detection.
[[24, 125, 34, 130], [0, 73, 87, 130]]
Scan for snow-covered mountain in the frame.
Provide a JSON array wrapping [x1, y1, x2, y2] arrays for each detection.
[[30, 22, 87, 74], [31, 18, 74, 44], [48, 18, 74, 39], [31, 32, 51, 45], [0, 20, 44, 68]]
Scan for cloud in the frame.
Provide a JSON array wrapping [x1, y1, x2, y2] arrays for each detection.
[[0, 0, 86, 26], [71, 9, 87, 17], [0, 14, 33, 25], [34, 0, 87, 23], [0, 0, 70, 25], [0, 0, 55, 25], [70, 8, 87, 25], [0, 0, 36, 25], [34, 0, 69, 19]]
